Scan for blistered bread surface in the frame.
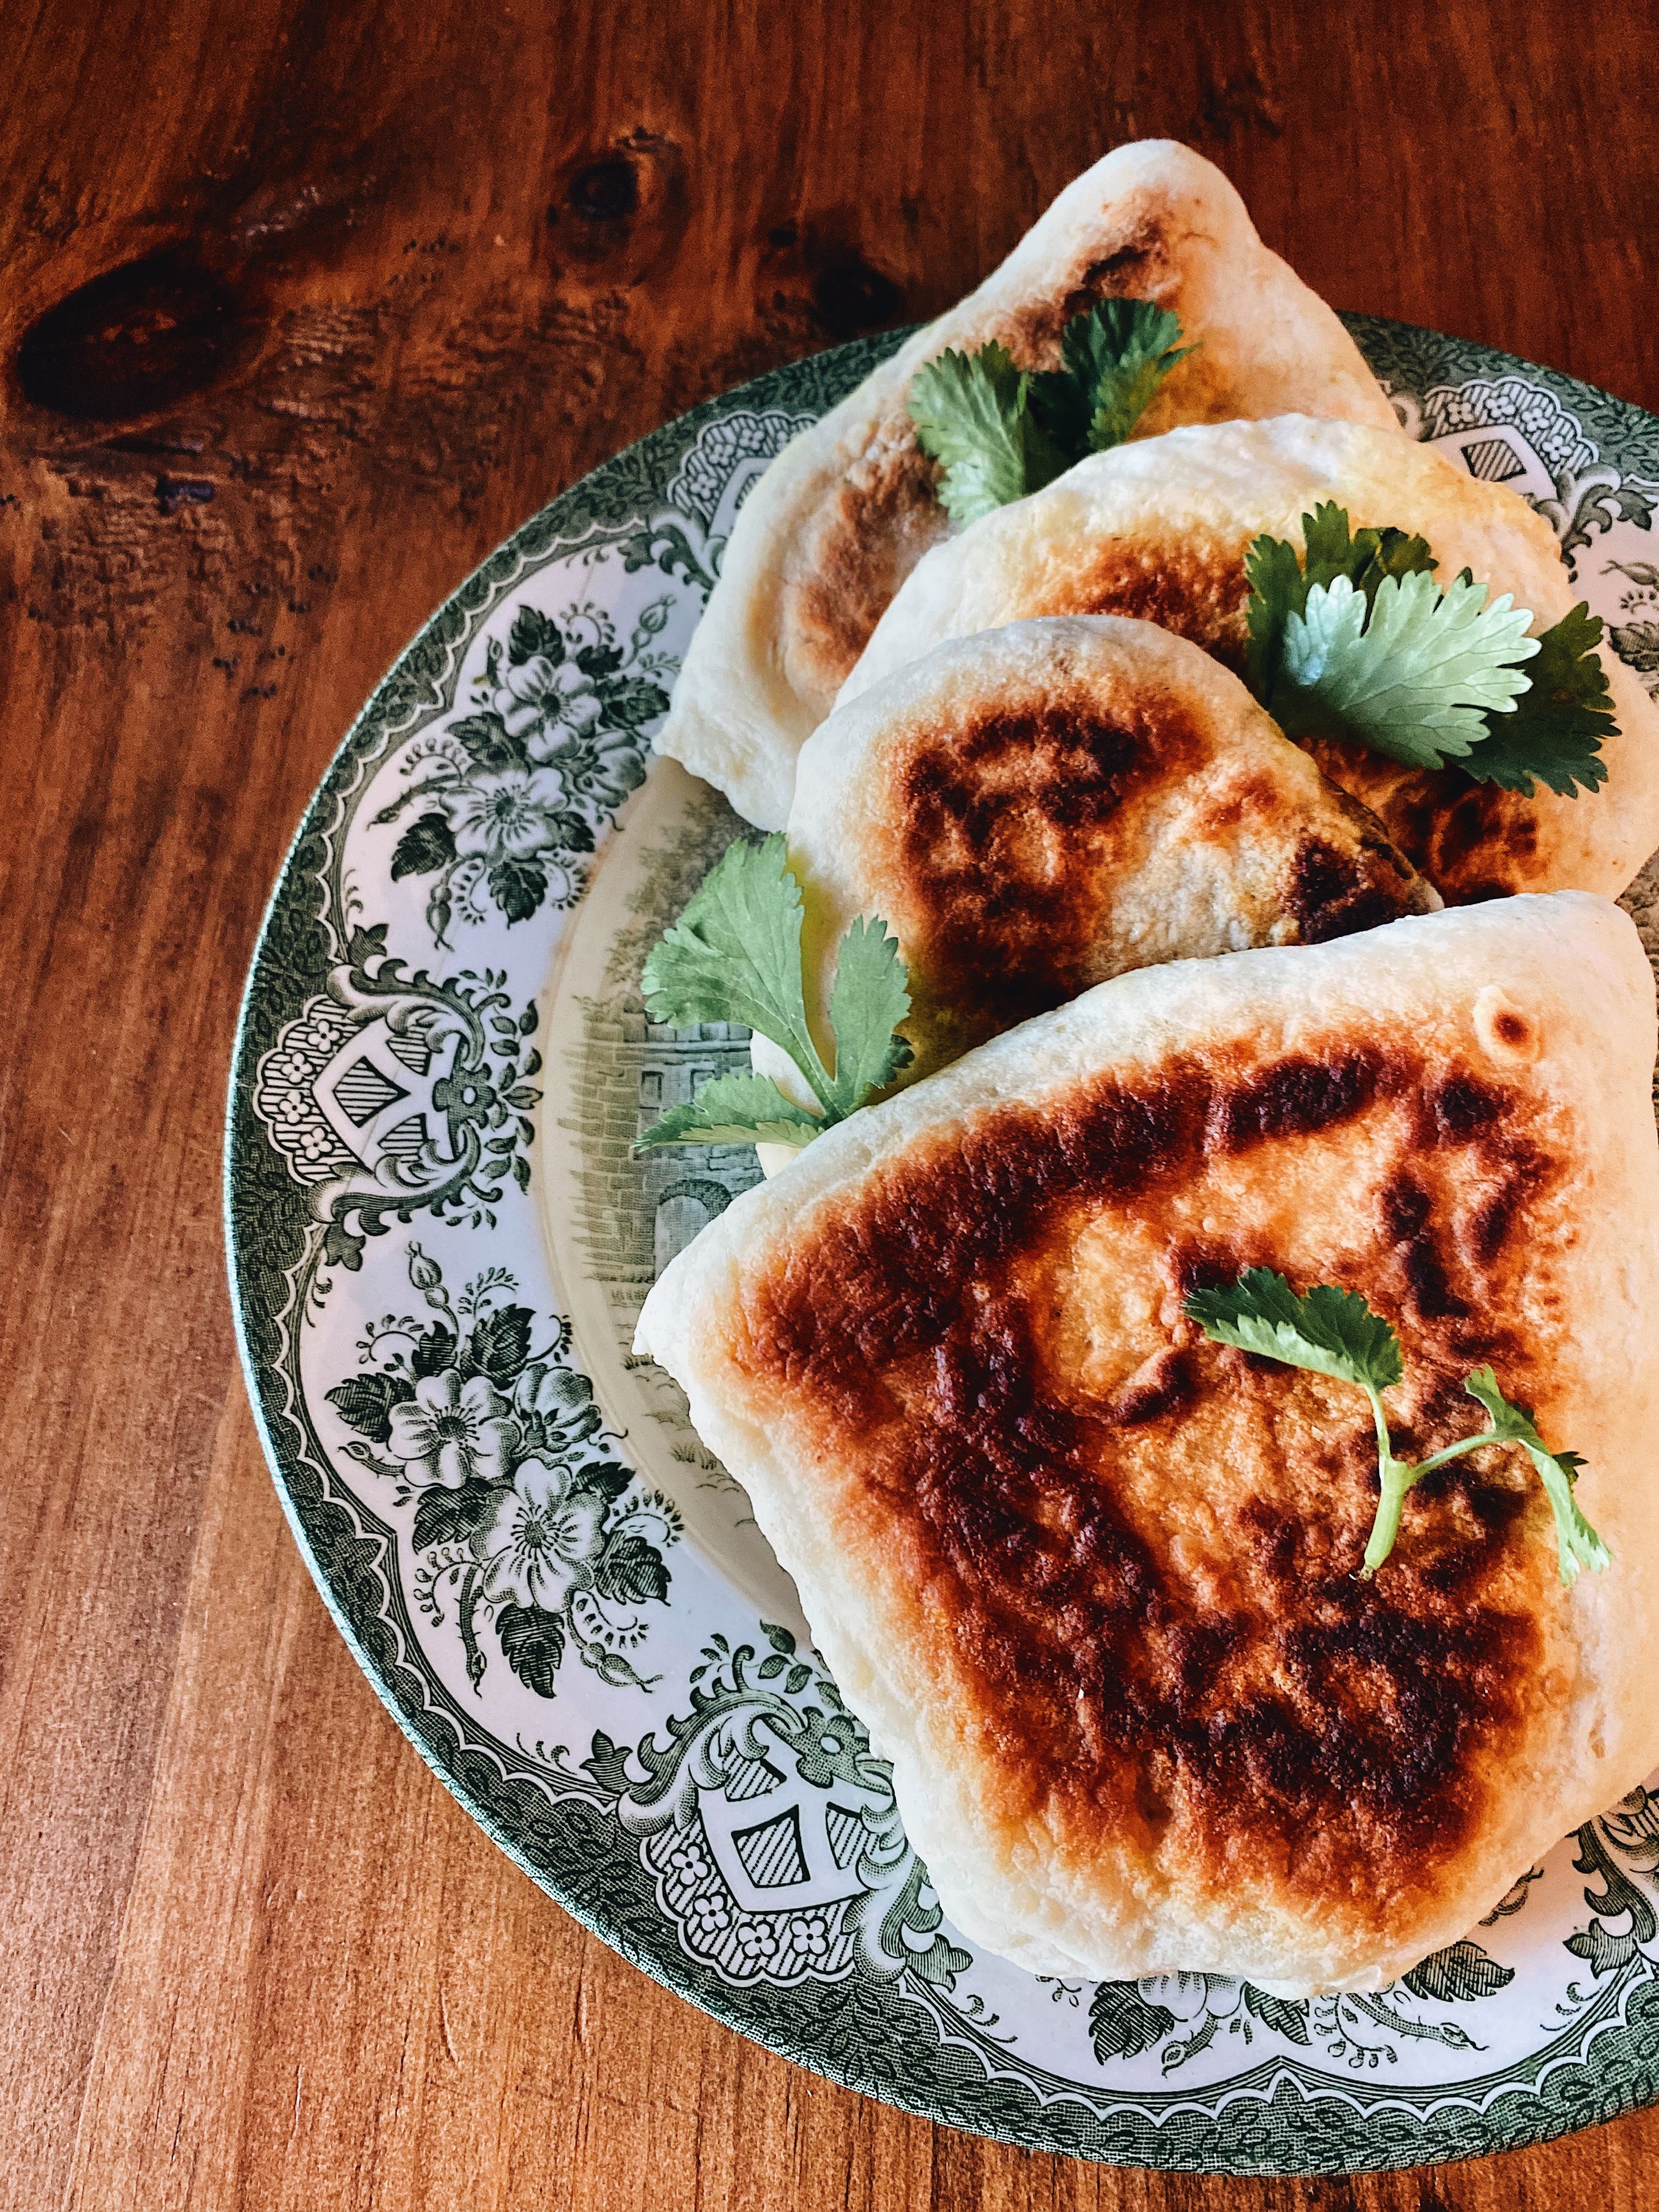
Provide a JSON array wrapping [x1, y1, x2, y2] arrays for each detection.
[[637, 895, 1659, 1991], [789, 616, 1437, 1080], [845, 415, 1659, 901]]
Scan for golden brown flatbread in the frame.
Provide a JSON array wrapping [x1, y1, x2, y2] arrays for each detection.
[[638, 893, 1659, 1992], [656, 141, 1400, 830], [784, 615, 1437, 1084], [845, 415, 1659, 903]]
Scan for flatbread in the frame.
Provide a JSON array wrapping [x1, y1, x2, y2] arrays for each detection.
[[637, 893, 1659, 1993], [786, 615, 1438, 1083], [656, 140, 1401, 830], [843, 414, 1659, 902]]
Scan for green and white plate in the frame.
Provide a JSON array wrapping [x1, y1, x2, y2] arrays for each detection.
[[227, 321, 1659, 2175]]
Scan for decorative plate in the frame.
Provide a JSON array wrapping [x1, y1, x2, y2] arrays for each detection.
[[227, 318, 1659, 2175]]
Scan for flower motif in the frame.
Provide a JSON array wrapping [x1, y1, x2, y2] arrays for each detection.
[[687, 1892, 734, 1941], [788, 1912, 831, 1962], [733, 1921, 778, 1966], [512, 1363, 600, 1445], [526, 690, 603, 765], [472, 1456, 607, 1611], [432, 1062, 500, 1134], [386, 1370, 520, 1488], [492, 650, 603, 741], [445, 769, 570, 864], [555, 723, 648, 810]]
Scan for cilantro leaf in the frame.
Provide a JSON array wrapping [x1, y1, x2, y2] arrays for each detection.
[[910, 302, 1194, 525], [1244, 508, 1435, 701], [1034, 299, 1194, 453], [1275, 570, 1538, 769], [1300, 502, 1437, 601], [1244, 531, 1311, 701], [1244, 509, 1616, 794], [637, 838, 912, 1160], [635, 1072, 821, 1153], [825, 914, 912, 1116], [1460, 603, 1615, 796], [1462, 1367, 1611, 1584], [1183, 1267, 1404, 1393], [640, 834, 833, 1111], [907, 344, 1068, 526]]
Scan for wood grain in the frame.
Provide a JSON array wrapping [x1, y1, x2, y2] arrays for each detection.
[[3, 0, 1657, 2202]]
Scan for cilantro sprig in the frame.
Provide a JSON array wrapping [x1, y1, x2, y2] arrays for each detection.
[[635, 836, 910, 1155], [907, 300, 1194, 526], [1185, 1268, 1609, 1585], [1244, 504, 1615, 796]]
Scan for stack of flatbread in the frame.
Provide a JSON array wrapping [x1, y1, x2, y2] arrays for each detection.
[[632, 141, 1659, 1994]]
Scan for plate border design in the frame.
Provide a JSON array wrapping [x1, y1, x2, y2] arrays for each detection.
[[226, 319, 1659, 2174]]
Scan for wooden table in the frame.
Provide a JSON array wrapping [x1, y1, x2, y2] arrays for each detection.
[[6, 3, 1658, 2203]]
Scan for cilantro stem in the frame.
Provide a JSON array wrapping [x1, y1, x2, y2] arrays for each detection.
[[1360, 1384, 1415, 1580], [782, 1029, 839, 1120], [1188, 1270, 1605, 1585], [1407, 1433, 1490, 1481], [1358, 1401, 1601, 1582]]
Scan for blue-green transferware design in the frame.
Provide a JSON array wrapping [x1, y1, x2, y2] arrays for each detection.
[[227, 319, 1659, 2174]]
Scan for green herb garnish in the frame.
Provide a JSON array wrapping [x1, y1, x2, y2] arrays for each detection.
[[905, 342, 1068, 527], [1244, 504, 1614, 796], [635, 835, 910, 1154], [1462, 598, 1619, 795], [907, 300, 1194, 526], [1184, 1267, 1609, 1584]]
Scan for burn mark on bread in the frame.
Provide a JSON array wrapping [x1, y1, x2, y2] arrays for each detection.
[[1100, 1347, 1193, 1426], [1285, 802, 1438, 940], [1067, 541, 1250, 667], [1209, 1048, 1389, 1151], [739, 1035, 1564, 1907], [896, 697, 1201, 1036], [1309, 747, 1552, 904], [1468, 1140, 1550, 1265], [1422, 1072, 1502, 1145], [883, 685, 1435, 1068], [1052, 230, 1173, 334]]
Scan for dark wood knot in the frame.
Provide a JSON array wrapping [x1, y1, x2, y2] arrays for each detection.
[[15, 247, 259, 423], [810, 252, 902, 340], [565, 157, 639, 223]]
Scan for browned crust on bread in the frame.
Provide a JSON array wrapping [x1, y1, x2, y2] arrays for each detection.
[[895, 692, 1208, 1048], [785, 436, 948, 711], [1303, 740, 1548, 905], [1057, 534, 1253, 669], [963, 526, 1557, 905], [731, 1038, 1571, 1925], [887, 688, 1436, 1060]]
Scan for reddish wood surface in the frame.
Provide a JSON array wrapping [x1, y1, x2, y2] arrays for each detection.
[[4, 2, 1658, 2203]]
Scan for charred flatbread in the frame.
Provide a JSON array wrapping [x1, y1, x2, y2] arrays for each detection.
[[784, 615, 1437, 1084], [843, 413, 1659, 902], [656, 141, 1400, 830], [637, 893, 1659, 1992]]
